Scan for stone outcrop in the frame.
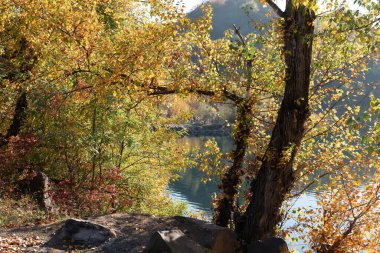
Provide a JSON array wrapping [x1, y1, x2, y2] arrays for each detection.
[[18, 171, 56, 213]]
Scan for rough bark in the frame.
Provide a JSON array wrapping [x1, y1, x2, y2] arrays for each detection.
[[239, 3, 315, 243], [6, 92, 28, 138], [214, 101, 252, 227]]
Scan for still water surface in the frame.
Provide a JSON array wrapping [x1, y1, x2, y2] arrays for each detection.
[[168, 136, 318, 250], [169, 136, 318, 218], [169, 136, 232, 217]]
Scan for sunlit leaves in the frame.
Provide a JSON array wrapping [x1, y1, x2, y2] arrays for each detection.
[[0, 0, 193, 216], [196, 138, 224, 183]]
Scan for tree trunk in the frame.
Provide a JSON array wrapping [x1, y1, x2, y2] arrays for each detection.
[[0, 37, 35, 147], [0, 92, 28, 147], [214, 101, 252, 227], [6, 92, 28, 138], [239, 4, 315, 243]]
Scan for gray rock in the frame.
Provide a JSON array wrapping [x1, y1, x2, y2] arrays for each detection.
[[145, 230, 208, 253], [18, 171, 56, 213], [174, 216, 239, 253], [247, 237, 289, 253], [45, 219, 116, 250]]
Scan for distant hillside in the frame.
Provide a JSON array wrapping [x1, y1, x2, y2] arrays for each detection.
[[188, 0, 270, 39]]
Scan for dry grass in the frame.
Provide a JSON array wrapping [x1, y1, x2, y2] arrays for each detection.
[[0, 196, 46, 227]]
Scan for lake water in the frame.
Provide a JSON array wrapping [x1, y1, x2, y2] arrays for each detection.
[[169, 136, 318, 218], [169, 136, 234, 217], [168, 136, 318, 250]]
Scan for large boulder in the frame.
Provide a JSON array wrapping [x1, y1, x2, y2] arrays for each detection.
[[45, 219, 116, 250], [174, 216, 239, 253], [145, 230, 208, 253], [247, 237, 289, 253]]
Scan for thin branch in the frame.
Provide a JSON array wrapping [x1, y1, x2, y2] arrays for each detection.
[[265, 0, 286, 18], [233, 24, 247, 46], [232, 25, 254, 98], [290, 172, 330, 199]]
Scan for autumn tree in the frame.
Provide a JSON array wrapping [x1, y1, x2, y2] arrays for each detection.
[[151, 0, 380, 248], [237, 0, 379, 244], [1, 0, 379, 250], [0, 0, 191, 216]]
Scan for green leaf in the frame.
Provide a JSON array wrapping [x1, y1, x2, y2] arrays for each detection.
[[363, 113, 371, 122], [346, 118, 356, 126], [367, 146, 374, 155], [362, 136, 370, 144]]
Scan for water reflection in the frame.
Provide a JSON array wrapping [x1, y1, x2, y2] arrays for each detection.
[[168, 136, 320, 250], [169, 136, 319, 218], [169, 136, 234, 217]]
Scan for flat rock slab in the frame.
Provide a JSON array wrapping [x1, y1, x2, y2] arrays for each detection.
[[44, 219, 116, 250], [145, 230, 208, 253]]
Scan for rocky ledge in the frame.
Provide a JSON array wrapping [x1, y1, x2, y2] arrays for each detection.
[[0, 213, 289, 253]]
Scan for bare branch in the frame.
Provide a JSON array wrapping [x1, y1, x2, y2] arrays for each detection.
[[265, 0, 286, 18], [232, 25, 254, 98], [233, 24, 247, 46]]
